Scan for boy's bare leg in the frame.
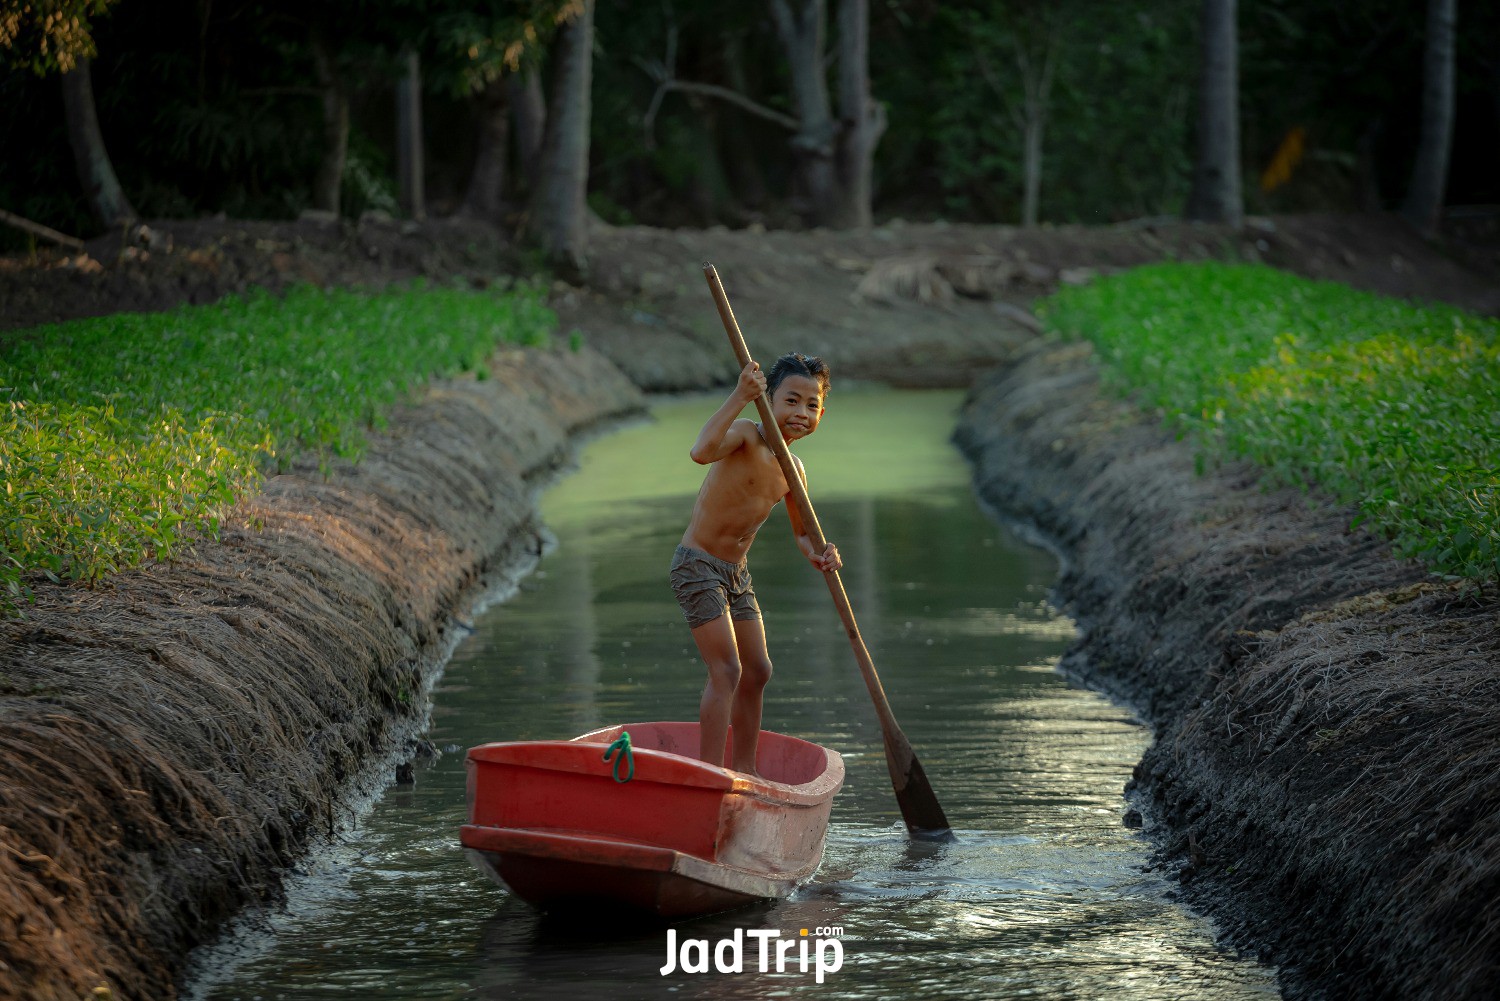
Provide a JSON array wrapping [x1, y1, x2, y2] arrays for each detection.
[[689, 614, 742, 767], [729, 617, 773, 776]]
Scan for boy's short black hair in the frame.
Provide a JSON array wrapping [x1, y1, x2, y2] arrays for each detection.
[[766, 353, 831, 398]]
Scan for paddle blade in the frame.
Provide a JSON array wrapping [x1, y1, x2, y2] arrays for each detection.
[[891, 748, 953, 838]]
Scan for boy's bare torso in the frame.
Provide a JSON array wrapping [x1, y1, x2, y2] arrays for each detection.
[[681, 420, 797, 564]]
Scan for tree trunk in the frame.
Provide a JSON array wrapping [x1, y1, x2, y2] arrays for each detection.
[[396, 48, 425, 220], [510, 67, 546, 195], [1185, 0, 1242, 227], [59, 59, 136, 228], [527, 0, 594, 272], [1401, 0, 1457, 238], [1021, 113, 1044, 228], [310, 32, 349, 215], [833, 0, 883, 229], [461, 77, 510, 219], [770, 0, 840, 226], [1016, 26, 1057, 229]]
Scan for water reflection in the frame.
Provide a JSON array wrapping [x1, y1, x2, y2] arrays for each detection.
[[192, 389, 1277, 1001]]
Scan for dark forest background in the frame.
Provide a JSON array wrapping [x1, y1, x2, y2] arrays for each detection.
[[2, 0, 1497, 253]]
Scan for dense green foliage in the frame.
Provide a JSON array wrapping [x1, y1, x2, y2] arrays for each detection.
[[0, 283, 554, 610], [2, 0, 1496, 242], [0, 1, 568, 234], [1042, 263, 1500, 580], [922, 1, 1197, 222]]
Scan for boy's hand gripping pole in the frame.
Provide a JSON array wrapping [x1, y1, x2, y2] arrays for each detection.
[[702, 262, 951, 838]]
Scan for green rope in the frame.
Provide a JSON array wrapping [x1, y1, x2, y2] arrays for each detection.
[[602, 731, 634, 783]]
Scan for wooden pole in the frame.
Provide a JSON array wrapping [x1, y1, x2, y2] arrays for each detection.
[[702, 262, 951, 836]]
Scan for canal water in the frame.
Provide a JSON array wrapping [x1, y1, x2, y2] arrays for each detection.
[[191, 388, 1277, 1000]]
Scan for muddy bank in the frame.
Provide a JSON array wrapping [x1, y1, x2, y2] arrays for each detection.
[[496, 213, 1500, 392], [3, 209, 1497, 998], [956, 340, 1500, 999], [0, 347, 644, 1001]]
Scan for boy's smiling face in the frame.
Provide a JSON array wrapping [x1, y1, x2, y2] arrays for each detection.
[[770, 374, 825, 441]]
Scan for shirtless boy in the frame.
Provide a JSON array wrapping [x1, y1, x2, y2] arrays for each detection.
[[670, 352, 842, 774]]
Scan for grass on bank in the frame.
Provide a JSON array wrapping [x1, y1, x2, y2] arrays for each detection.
[[1, 281, 554, 612], [1039, 262, 1500, 581]]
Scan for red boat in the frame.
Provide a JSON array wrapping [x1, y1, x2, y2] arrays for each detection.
[[461, 722, 844, 918]]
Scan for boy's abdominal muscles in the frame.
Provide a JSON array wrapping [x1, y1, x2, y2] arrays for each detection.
[[682, 501, 772, 565], [683, 460, 783, 564], [681, 523, 760, 565]]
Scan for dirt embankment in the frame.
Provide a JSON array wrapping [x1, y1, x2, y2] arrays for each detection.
[[8, 210, 1497, 382], [956, 342, 1500, 1000], [1, 210, 1497, 999], [0, 349, 645, 1001]]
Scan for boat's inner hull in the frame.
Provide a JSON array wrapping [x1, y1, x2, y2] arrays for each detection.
[[461, 723, 843, 917]]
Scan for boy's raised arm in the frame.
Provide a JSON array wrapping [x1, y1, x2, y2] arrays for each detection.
[[689, 361, 766, 464]]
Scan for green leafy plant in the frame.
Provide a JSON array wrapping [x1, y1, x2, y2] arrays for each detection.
[[1041, 262, 1500, 580], [1, 282, 555, 613], [341, 133, 400, 219]]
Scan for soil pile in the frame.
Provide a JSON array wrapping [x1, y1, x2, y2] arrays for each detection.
[[0, 349, 644, 1000], [956, 341, 1500, 999]]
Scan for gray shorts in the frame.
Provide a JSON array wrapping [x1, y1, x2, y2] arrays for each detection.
[[669, 545, 761, 629]]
